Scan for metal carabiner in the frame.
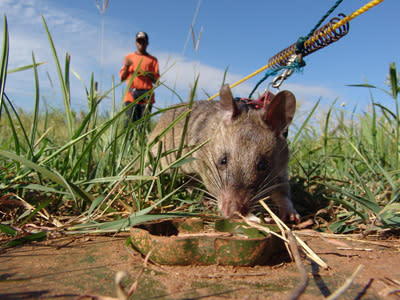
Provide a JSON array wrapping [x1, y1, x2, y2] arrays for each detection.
[[271, 54, 298, 89], [271, 74, 285, 89], [272, 69, 293, 88]]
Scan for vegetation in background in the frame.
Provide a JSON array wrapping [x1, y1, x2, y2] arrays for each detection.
[[0, 15, 399, 247], [290, 62, 399, 233]]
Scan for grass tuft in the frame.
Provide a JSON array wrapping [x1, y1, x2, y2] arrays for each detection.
[[0, 15, 399, 248]]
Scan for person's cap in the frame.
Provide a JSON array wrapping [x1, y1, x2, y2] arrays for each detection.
[[136, 32, 148, 42]]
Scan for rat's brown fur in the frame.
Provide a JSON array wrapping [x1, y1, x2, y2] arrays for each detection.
[[148, 84, 299, 222]]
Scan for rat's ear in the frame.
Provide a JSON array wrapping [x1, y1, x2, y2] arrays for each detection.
[[264, 90, 296, 133], [219, 84, 240, 123]]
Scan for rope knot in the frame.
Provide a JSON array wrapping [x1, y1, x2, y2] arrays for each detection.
[[295, 36, 307, 55]]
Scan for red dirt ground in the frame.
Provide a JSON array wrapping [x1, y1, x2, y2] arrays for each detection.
[[0, 231, 399, 299]]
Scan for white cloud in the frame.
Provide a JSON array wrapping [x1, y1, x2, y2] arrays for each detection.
[[285, 83, 337, 100], [3, 0, 339, 112], [155, 53, 253, 98]]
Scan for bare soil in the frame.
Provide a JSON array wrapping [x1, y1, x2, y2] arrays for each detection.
[[1, 231, 400, 300]]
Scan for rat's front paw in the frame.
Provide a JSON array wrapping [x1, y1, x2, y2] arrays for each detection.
[[280, 205, 300, 224]]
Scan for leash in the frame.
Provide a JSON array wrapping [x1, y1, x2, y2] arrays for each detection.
[[207, 0, 385, 102]]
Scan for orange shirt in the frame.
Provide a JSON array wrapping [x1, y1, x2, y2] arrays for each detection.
[[120, 52, 159, 103]]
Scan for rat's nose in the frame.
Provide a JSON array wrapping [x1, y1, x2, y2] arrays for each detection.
[[218, 189, 249, 218]]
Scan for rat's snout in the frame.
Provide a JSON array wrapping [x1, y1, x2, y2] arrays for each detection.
[[218, 188, 250, 218]]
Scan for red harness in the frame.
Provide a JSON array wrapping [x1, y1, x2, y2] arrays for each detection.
[[234, 90, 274, 110]]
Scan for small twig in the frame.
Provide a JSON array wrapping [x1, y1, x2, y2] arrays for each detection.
[[347, 237, 400, 249], [115, 271, 128, 300], [2, 193, 51, 222], [285, 231, 309, 300], [236, 214, 288, 242], [293, 219, 314, 229], [241, 210, 310, 300], [296, 230, 400, 249], [383, 276, 400, 287], [379, 276, 400, 297], [260, 200, 328, 269], [126, 249, 153, 298], [326, 264, 364, 300], [337, 247, 373, 252], [386, 289, 400, 297], [114, 249, 153, 300], [126, 242, 174, 277], [259, 197, 294, 261], [197, 272, 269, 278], [96, 181, 125, 219], [177, 232, 232, 238], [55, 237, 77, 249]]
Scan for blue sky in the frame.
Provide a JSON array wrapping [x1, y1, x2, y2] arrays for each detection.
[[2, 0, 399, 118]]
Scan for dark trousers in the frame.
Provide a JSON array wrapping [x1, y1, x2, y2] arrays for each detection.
[[125, 89, 153, 134], [125, 102, 152, 126]]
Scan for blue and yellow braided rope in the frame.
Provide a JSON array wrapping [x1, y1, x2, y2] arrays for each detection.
[[207, 0, 384, 101]]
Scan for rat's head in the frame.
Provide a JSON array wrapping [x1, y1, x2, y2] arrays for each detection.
[[202, 84, 296, 218]]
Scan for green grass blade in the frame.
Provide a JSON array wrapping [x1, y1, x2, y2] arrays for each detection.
[[64, 53, 71, 103], [0, 224, 17, 237], [323, 98, 338, 155], [292, 98, 320, 145], [155, 139, 209, 177], [67, 105, 131, 179], [3, 231, 47, 248], [347, 162, 381, 214], [146, 105, 189, 147], [108, 75, 118, 175], [2, 93, 37, 164], [373, 103, 399, 123], [19, 197, 54, 226], [2, 98, 20, 156], [5, 129, 96, 186], [389, 62, 399, 98], [82, 175, 156, 185], [22, 183, 69, 195], [68, 213, 195, 233], [371, 158, 398, 193], [29, 52, 40, 160], [7, 61, 46, 74], [0, 15, 9, 119], [41, 15, 73, 138], [38, 129, 95, 166], [346, 141, 375, 172], [371, 100, 377, 154], [347, 83, 377, 89], [0, 150, 88, 202], [389, 62, 399, 169], [322, 184, 368, 221]]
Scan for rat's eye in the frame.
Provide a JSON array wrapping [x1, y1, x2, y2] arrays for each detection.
[[257, 160, 268, 171], [217, 154, 228, 170], [217, 152, 229, 170], [220, 156, 228, 165]]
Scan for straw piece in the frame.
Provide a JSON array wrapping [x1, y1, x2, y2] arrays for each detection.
[[326, 264, 364, 300], [260, 199, 329, 269]]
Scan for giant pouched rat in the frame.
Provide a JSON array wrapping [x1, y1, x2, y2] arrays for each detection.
[[148, 84, 300, 222]]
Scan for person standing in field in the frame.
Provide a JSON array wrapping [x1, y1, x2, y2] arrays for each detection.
[[120, 31, 160, 129]]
